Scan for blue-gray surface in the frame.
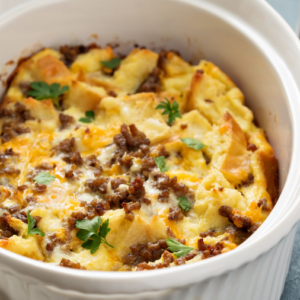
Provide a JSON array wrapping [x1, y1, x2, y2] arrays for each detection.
[[281, 224, 300, 300], [267, 0, 300, 32], [265, 1, 300, 299]]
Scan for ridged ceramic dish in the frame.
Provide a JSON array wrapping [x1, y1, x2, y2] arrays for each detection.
[[0, 0, 300, 299]]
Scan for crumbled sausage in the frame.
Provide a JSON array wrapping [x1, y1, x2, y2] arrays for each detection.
[[158, 189, 170, 203], [59, 113, 75, 130], [201, 240, 224, 259], [56, 138, 76, 153], [8, 204, 20, 214], [128, 176, 145, 202], [162, 250, 174, 264], [59, 44, 99, 66], [143, 197, 151, 205], [122, 202, 141, 221], [105, 188, 128, 208], [166, 227, 175, 238], [0, 213, 19, 236], [219, 205, 252, 230], [249, 222, 261, 233], [232, 214, 252, 230], [200, 230, 216, 238], [141, 157, 156, 177], [19, 82, 31, 97], [257, 198, 271, 212], [86, 177, 109, 193], [110, 177, 126, 190], [26, 196, 37, 203], [13, 211, 28, 224], [218, 206, 234, 223], [242, 174, 254, 187], [198, 238, 207, 251], [65, 170, 74, 179], [108, 90, 117, 97], [4, 148, 15, 156], [63, 151, 83, 166], [0, 166, 20, 176], [149, 144, 167, 158], [124, 239, 168, 267], [174, 257, 186, 265], [113, 124, 150, 159], [46, 233, 58, 252], [137, 67, 161, 93], [59, 258, 86, 270], [35, 162, 55, 170], [247, 143, 257, 152], [168, 207, 184, 221], [225, 225, 252, 245], [185, 251, 197, 261], [85, 155, 100, 168], [136, 262, 156, 271], [17, 185, 28, 191], [32, 183, 47, 193], [0, 102, 33, 143]]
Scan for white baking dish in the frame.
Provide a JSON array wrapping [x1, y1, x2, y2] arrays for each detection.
[[0, 0, 300, 299]]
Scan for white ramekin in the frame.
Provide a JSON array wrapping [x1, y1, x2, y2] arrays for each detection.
[[0, 0, 300, 299]]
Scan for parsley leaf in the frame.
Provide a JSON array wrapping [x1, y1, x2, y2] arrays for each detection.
[[76, 217, 114, 254], [28, 81, 69, 110], [181, 137, 206, 150], [154, 156, 169, 172], [85, 110, 95, 120], [79, 110, 95, 123], [26, 211, 45, 239], [99, 219, 114, 247], [33, 172, 56, 185], [101, 58, 121, 69], [165, 237, 193, 258], [177, 196, 191, 212], [155, 98, 181, 125]]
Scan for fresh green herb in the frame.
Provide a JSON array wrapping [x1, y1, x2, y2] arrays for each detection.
[[177, 196, 191, 212], [33, 172, 56, 185], [79, 110, 95, 123], [26, 211, 45, 239], [165, 237, 193, 258], [101, 58, 121, 69], [76, 217, 114, 254], [154, 156, 169, 172], [28, 81, 69, 110], [181, 137, 206, 151], [155, 98, 181, 125]]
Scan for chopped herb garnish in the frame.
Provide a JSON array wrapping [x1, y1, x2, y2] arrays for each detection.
[[181, 137, 206, 151], [154, 156, 169, 172], [165, 237, 193, 258], [28, 81, 69, 110], [155, 98, 181, 125], [26, 211, 45, 238], [76, 217, 114, 254], [79, 110, 95, 123], [177, 196, 191, 212], [101, 58, 121, 69], [33, 172, 56, 185]]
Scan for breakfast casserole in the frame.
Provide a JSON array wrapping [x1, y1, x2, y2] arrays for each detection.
[[0, 45, 278, 271]]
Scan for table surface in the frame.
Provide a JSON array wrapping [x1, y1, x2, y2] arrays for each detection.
[[0, 1, 300, 299]]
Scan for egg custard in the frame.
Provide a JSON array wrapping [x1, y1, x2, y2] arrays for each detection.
[[0, 45, 278, 271]]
